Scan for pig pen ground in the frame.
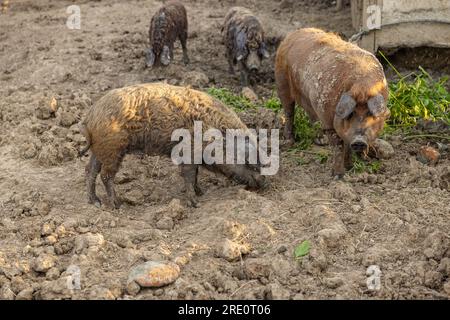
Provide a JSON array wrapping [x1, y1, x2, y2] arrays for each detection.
[[0, 0, 449, 300]]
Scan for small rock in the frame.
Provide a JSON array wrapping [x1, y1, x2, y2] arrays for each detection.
[[417, 146, 440, 165], [36, 97, 57, 120], [74, 233, 105, 253], [0, 285, 15, 300], [317, 228, 347, 249], [438, 258, 450, 277], [55, 225, 66, 237], [216, 239, 251, 262], [279, 0, 294, 9], [371, 139, 395, 159], [127, 281, 140, 296], [182, 71, 209, 88], [156, 216, 174, 231], [241, 87, 258, 103], [46, 267, 61, 280], [166, 198, 186, 220], [58, 111, 78, 127], [277, 245, 287, 254], [244, 258, 272, 279], [127, 261, 180, 288], [89, 286, 116, 300], [11, 276, 28, 294], [41, 223, 53, 236], [444, 281, 450, 296], [45, 235, 58, 245], [265, 282, 290, 300], [324, 277, 344, 289], [16, 288, 34, 300], [123, 189, 145, 205], [32, 254, 56, 273]]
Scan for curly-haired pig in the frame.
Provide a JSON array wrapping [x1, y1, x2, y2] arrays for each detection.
[[275, 28, 390, 178], [222, 7, 270, 86], [146, 1, 189, 68], [78, 83, 267, 209]]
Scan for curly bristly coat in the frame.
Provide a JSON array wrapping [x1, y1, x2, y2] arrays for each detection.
[[222, 7, 269, 86], [79, 83, 266, 208], [146, 1, 189, 68], [275, 28, 390, 177]]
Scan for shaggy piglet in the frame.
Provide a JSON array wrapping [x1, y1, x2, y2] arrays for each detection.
[[275, 28, 390, 177], [222, 7, 270, 86], [146, 1, 189, 68], [79, 83, 267, 208]]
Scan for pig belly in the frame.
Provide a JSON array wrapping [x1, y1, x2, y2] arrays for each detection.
[[127, 128, 175, 157]]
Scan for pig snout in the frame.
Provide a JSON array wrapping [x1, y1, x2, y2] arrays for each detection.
[[246, 51, 261, 72], [250, 173, 268, 189], [350, 136, 368, 152]]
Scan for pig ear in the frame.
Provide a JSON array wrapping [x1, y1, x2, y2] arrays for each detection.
[[259, 43, 270, 59], [336, 92, 357, 119], [236, 30, 248, 61], [160, 45, 171, 66], [368, 94, 388, 117], [146, 48, 155, 68]]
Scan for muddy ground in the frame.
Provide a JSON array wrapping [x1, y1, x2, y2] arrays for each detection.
[[0, 0, 449, 300]]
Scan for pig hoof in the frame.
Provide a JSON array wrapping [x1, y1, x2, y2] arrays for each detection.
[[183, 57, 190, 65], [194, 186, 204, 196], [88, 197, 102, 208], [187, 199, 199, 208], [333, 174, 344, 180], [113, 199, 122, 209]]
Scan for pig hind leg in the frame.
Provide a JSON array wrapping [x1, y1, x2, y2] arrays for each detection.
[[86, 154, 102, 207], [180, 164, 201, 207], [227, 54, 235, 74], [179, 30, 189, 65], [100, 154, 124, 209]]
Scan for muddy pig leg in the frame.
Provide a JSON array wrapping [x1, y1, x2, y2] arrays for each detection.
[[276, 72, 296, 145], [343, 143, 352, 170], [86, 154, 102, 207], [180, 164, 200, 207], [227, 55, 235, 75], [327, 131, 346, 179], [180, 30, 190, 65], [193, 166, 204, 196], [100, 154, 124, 209], [238, 61, 249, 87]]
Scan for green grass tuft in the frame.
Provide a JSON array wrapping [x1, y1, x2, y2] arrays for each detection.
[[350, 154, 382, 174], [379, 51, 450, 128], [208, 87, 320, 150]]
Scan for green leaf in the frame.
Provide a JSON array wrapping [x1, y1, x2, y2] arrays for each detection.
[[294, 240, 311, 259]]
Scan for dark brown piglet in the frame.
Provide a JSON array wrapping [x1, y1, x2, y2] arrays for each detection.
[[222, 7, 270, 86], [275, 28, 390, 178], [146, 1, 189, 68]]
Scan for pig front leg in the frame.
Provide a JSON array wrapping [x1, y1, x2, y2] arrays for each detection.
[[227, 56, 235, 75], [276, 71, 296, 146], [179, 31, 190, 65], [326, 130, 347, 179], [180, 164, 201, 207], [238, 62, 249, 86]]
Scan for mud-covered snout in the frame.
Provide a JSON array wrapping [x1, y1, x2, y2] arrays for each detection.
[[247, 167, 269, 190], [245, 50, 261, 72], [350, 135, 368, 153]]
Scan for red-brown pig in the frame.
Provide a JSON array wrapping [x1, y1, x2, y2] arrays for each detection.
[[275, 28, 390, 178]]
